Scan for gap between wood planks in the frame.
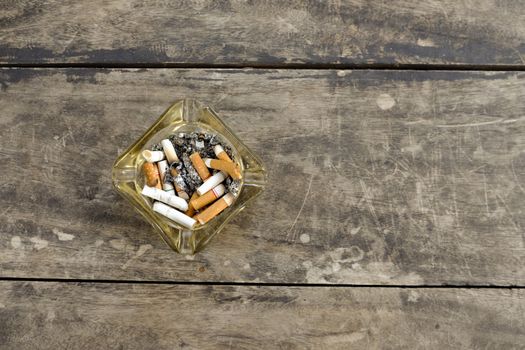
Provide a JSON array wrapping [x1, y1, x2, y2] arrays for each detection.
[[0, 277, 523, 289], [1, 62, 525, 71]]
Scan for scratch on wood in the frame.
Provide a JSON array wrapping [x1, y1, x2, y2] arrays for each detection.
[[475, 126, 491, 216], [359, 179, 380, 227], [1, 205, 12, 217], [321, 330, 367, 345], [511, 158, 525, 195], [415, 181, 425, 212], [451, 174, 460, 226], [62, 28, 81, 53], [122, 244, 153, 270], [287, 174, 314, 241], [495, 193, 521, 233], [513, 48, 525, 64], [436, 118, 504, 128]]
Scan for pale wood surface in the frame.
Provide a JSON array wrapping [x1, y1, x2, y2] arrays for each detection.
[[1, 0, 524, 66], [0, 282, 523, 349], [1, 68, 524, 285]]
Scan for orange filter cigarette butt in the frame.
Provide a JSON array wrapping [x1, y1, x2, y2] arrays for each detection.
[[203, 158, 242, 180], [185, 192, 199, 217], [194, 193, 235, 225], [190, 152, 211, 181], [169, 168, 190, 200], [213, 145, 232, 162], [143, 162, 162, 189], [190, 184, 226, 210]]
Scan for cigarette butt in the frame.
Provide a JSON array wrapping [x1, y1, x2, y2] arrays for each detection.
[[194, 193, 235, 225], [161, 139, 179, 163], [185, 192, 199, 217], [213, 145, 232, 162], [142, 185, 188, 212], [143, 162, 162, 189], [196, 171, 227, 196], [203, 158, 242, 180], [190, 184, 226, 210], [157, 160, 175, 192], [169, 168, 190, 200], [153, 202, 196, 229], [142, 150, 165, 162], [190, 152, 211, 181], [176, 189, 189, 200]]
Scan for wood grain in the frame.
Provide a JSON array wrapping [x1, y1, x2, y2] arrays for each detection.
[[0, 282, 523, 349], [0, 68, 524, 285], [0, 0, 524, 66]]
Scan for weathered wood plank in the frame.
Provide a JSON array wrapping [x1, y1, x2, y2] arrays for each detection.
[[0, 68, 524, 285], [0, 282, 523, 349], [0, 0, 524, 66]]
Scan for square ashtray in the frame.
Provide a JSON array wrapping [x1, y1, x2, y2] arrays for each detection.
[[112, 99, 266, 254]]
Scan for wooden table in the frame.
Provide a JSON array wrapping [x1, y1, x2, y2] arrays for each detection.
[[1, 1, 524, 348]]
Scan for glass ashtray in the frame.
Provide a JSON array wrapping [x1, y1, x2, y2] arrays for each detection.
[[112, 98, 267, 254]]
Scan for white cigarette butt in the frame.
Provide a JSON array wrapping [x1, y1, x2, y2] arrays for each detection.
[[157, 160, 174, 192], [196, 171, 228, 196], [213, 145, 225, 157], [212, 184, 226, 198], [213, 144, 233, 162], [153, 202, 196, 229], [222, 193, 235, 206], [142, 150, 165, 162], [161, 139, 179, 163], [142, 185, 188, 211]]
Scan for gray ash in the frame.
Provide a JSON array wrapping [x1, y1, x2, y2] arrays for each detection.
[[225, 177, 241, 197], [181, 153, 203, 189], [173, 173, 189, 193], [153, 132, 236, 198]]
